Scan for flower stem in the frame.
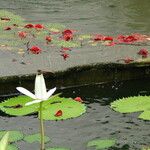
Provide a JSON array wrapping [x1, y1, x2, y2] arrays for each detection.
[[40, 102, 45, 150]]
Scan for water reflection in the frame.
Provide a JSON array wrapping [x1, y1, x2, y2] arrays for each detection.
[[0, 0, 149, 34]]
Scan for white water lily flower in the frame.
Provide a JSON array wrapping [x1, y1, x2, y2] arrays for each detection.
[[16, 74, 56, 106]]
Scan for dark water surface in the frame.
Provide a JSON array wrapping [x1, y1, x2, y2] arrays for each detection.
[[0, 0, 150, 34], [1, 78, 150, 150]]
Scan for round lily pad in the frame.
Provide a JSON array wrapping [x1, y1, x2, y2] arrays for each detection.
[[111, 96, 150, 120], [111, 96, 150, 113], [0, 96, 39, 116], [46, 148, 70, 150], [87, 139, 116, 149], [7, 144, 19, 150], [0, 131, 23, 143], [24, 133, 50, 143], [41, 96, 86, 120]]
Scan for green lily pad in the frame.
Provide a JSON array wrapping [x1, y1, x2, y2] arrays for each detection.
[[139, 111, 150, 120], [7, 144, 19, 150], [0, 131, 23, 143], [111, 96, 150, 120], [46, 148, 70, 150], [45, 23, 65, 32], [24, 133, 50, 143], [41, 96, 86, 120], [87, 139, 116, 150], [111, 96, 150, 113], [0, 132, 9, 150], [0, 96, 39, 116], [0, 95, 86, 120]]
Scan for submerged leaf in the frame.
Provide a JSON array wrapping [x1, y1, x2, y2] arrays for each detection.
[[0, 131, 23, 143], [24, 133, 50, 143], [87, 139, 116, 149]]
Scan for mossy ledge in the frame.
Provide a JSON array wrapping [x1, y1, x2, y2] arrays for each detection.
[[0, 62, 150, 95]]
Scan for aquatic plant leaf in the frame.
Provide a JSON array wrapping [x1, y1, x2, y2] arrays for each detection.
[[0, 96, 39, 116], [45, 23, 66, 32], [138, 111, 150, 120], [79, 34, 91, 40], [0, 131, 23, 142], [0, 132, 9, 150], [46, 148, 70, 150], [53, 40, 80, 48], [7, 144, 19, 150], [111, 96, 150, 113], [87, 139, 116, 149], [24, 133, 50, 143], [40, 96, 86, 120]]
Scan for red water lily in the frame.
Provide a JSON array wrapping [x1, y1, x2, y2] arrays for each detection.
[[24, 24, 34, 29], [61, 53, 69, 60], [29, 46, 41, 54], [117, 57, 134, 64], [34, 24, 44, 29], [138, 48, 148, 58], [4, 27, 11, 30], [45, 36, 52, 43], [74, 97, 83, 103], [93, 34, 104, 41], [103, 36, 113, 41], [117, 34, 139, 44], [61, 47, 71, 51], [55, 110, 63, 117], [18, 31, 27, 39], [62, 29, 74, 41]]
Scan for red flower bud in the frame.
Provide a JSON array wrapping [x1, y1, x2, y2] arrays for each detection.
[[74, 97, 83, 103], [24, 24, 34, 29], [18, 31, 27, 39], [34, 24, 44, 29], [29, 46, 41, 54], [61, 53, 69, 60], [45, 36, 52, 43], [55, 110, 63, 117], [138, 48, 149, 58]]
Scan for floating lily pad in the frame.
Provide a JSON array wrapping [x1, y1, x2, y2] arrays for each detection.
[[0, 95, 86, 120], [45, 23, 65, 32], [24, 133, 50, 143], [111, 96, 150, 120], [46, 148, 70, 150], [0, 131, 23, 143], [0, 96, 39, 116], [0, 132, 9, 150], [79, 34, 91, 40], [87, 139, 116, 150], [7, 144, 19, 150], [41, 96, 86, 120]]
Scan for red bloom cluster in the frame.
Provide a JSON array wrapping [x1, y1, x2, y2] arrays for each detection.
[[93, 34, 113, 42], [24, 24, 34, 29], [18, 31, 27, 39], [62, 29, 74, 41], [29, 46, 41, 54], [45, 36, 52, 43], [34, 24, 44, 30], [138, 48, 149, 58]]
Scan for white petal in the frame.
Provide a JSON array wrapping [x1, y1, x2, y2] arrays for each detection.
[[35, 74, 47, 99], [25, 100, 42, 106], [16, 87, 36, 99], [45, 87, 56, 100]]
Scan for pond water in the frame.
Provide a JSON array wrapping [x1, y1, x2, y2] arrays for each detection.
[[0, 0, 150, 35], [1, 78, 150, 150]]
